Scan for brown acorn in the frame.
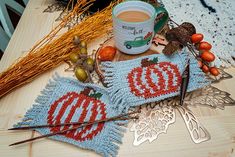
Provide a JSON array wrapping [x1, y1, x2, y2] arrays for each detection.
[[163, 41, 181, 55], [176, 27, 192, 45], [166, 28, 178, 41], [166, 27, 191, 45], [180, 22, 196, 36]]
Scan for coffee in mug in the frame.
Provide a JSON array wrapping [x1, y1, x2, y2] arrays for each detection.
[[117, 10, 150, 22], [112, 1, 168, 54]]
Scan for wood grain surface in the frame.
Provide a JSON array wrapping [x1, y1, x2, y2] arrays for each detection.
[[0, 0, 235, 157]]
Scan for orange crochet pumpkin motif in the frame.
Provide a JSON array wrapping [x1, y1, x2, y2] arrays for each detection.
[[47, 91, 106, 142], [127, 59, 181, 98]]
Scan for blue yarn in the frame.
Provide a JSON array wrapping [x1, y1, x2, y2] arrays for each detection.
[[14, 75, 126, 157], [102, 49, 211, 113], [14, 49, 211, 156]]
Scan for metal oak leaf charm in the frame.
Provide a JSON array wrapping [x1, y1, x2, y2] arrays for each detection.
[[184, 86, 235, 109], [43, 2, 65, 13], [55, 11, 89, 30], [130, 85, 234, 145], [55, 10, 69, 21], [91, 72, 103, 85], [176, 105, 210, 144], [130, 103, 175, 146]]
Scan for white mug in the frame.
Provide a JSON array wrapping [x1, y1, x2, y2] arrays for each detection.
[[112, 1, 168, 54]]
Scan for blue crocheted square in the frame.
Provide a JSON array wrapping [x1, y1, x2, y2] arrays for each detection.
[[14, 75, 126, 157], [102, 49, 211, 112]]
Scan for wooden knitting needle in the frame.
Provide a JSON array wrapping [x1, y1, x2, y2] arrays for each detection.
[[8, 110, 139, 131], [9, 110, 139, 146], [8, 121, 89, 130]]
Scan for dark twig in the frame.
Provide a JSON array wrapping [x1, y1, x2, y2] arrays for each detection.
[[169, 18, 180, 27]]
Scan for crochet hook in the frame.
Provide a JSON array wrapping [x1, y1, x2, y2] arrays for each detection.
[[179, 59, 190, 106]]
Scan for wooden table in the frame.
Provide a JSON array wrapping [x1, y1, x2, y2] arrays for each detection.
[[1, 0, 235, 157]]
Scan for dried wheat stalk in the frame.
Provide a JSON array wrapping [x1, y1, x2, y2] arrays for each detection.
[[0, 0, 119, 98]]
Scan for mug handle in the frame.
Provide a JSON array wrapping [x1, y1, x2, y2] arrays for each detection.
[[153, 7, 169, 33]]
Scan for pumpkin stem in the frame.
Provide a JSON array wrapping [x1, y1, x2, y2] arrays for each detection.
[[80, 87, 92, 96], [80, 87, 103, 99], [141, 57, 158, 67]]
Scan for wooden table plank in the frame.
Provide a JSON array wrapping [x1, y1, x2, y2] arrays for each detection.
[[0, 0, 235, 157]]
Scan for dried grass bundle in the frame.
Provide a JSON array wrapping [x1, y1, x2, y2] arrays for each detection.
[[0, 0, 119, 98]]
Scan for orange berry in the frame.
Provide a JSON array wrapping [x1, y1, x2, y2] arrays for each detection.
[[191, 33, 204, 43], [198, 60, 203, 68], [199, 41, 212, 51], [209, 67, 220, 76], [99, 46, 116, 61], [200, 51, 215, 62], [202, 64, 209, 73]]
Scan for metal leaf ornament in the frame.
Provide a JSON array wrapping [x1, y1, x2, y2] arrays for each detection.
[[43, 2, 65, 13], [55, 9, 88, 30], [176, 105, 210, 143], [131, 85, 235, 145], [130, 103, 175, 146], [184, 86, 235, 109]]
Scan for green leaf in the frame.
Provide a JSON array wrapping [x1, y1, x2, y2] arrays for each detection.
[[89, 92, 103, 99], [95, 93, 103, 99], [152, 57, 158, 63]]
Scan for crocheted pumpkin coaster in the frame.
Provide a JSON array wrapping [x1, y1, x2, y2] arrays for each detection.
[[102, 50, 210, 112], [14, 75, 125, 157]]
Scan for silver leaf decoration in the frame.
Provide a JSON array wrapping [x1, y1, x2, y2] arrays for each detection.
[[130, 103, 175, 146], [184, 86, 235, 109], [91, 71, 103, 86], [43, 2, 65, 13], [130, 85, 235, 145], [176, 105, 210, 144], [44, 2, 89, 30], [55, 10, 70, 21], [55, 10, 85, 30]]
